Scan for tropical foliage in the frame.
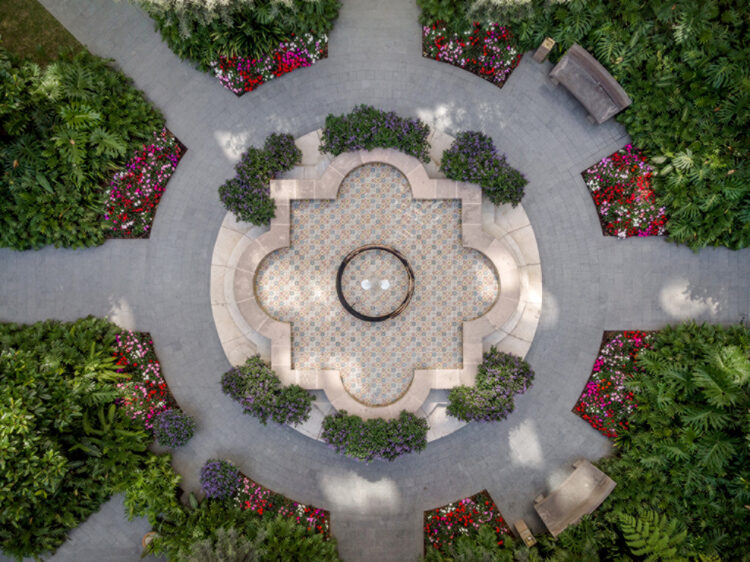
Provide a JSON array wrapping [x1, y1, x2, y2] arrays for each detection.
[[125, 454, 339, 561], [440, 131, 527, 206], [0, 48, 164, 249], [0, 317, 151, 558], [221, 354, 313, 425], [447, 347, 534, 421], [136, 0, 340, 93], [320, 104, 431, 162], [321, 410, 428, 462], [420, 0, 750, 249], [218, 132, 301, 225]]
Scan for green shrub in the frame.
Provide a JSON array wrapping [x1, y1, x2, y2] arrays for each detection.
[[0, 48, 164, 250], [320, 104, 431, 162], [0, 317, 152, 558], [218, 133, 301, 225], [221, 355, 313, 425], [434, 0, 750, 250], [321, 410, 428, 462], [136, 0, 341, 70], [440, 131, 528, 206]]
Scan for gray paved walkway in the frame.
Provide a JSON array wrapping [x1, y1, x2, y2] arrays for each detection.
[[0, 0, 748, 560]]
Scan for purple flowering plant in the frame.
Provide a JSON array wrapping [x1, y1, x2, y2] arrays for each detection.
[[200, 459, 241, 500], [152, 408, 196, 447], [221, 355, 313, 426], [320, 105, 431, 162], [440, 131, 527, 206], [321, 410, 428, 462], [447, 347, 534, 422], [218, 133, 301, 225]]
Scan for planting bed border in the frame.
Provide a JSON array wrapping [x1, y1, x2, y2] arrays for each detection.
[[211, 129, 542, 430]]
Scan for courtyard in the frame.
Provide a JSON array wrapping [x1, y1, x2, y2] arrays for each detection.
[[0, 0, 748, 560]]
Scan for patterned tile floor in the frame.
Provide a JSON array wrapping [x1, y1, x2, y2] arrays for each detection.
[[256, 163, 498, 405]]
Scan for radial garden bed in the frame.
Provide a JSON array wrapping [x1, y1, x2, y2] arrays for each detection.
[[573, 330, 653, 438], [582, 145, 666, 238], [424, 490, 510, 555], [422, 21, 522, 88]]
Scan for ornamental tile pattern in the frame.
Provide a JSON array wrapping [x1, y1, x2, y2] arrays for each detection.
[[255, 163, 498, 405]]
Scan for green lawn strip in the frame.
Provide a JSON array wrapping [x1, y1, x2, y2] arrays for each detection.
[[0, 0, 84, 64]]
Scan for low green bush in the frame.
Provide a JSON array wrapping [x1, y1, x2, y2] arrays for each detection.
[[320, 104, 431, 162], [0, 48, 164, 250], [221, 355, 313, 425], [440, 131, 528, 206], [321, 410, 428, 462], [218, 133, 301, 225], [0, 317, 151, 558], [447, 347, 534, 422], [136, 0, 341, 70]]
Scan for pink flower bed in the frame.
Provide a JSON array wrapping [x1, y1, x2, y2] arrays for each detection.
[[210, 33, 327, 95], [234, 473, 330, 537], [574, 331, 653, 438], [422, 22, 522, 88], [104, 128, 184, 238], [582, 145, 667, 238], [424, 490, 510, 553], [113, 331, 172, 429]]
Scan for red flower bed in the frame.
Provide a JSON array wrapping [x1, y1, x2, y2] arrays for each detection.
[[574, 330, 653, 438], [424, 490, 510, 553]]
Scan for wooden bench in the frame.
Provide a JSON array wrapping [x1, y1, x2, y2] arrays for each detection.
[[549, 44, 631, 124], [533, 459, 616, 538]]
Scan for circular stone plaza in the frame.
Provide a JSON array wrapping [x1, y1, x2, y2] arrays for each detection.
[[1, 1, 749, 561]]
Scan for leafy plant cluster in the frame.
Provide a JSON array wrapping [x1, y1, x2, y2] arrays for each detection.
[[125, 454, 340, 561], [136, 0, 341, 71], [218, 132, 301, 225], [0, 47, 164, 249], [221, 354, 313, 425], [421, 0, 750, 250], [440, 131, 528, 206], [427, 323, 749, 561], [0, 317, 152, 559], [321, 410, 428, 462], [447, 347, 534, 421], [152, 408, 196, 447], [320, 104, 431, 162]]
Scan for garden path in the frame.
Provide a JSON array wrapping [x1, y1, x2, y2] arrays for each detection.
[[0, 0, 748, 560]]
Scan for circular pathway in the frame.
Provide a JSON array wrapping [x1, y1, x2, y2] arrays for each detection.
[[1, 0, 747, 560]]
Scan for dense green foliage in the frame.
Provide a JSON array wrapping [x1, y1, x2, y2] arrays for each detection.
[[221, 355, 313, 425], [0, 48, 163, 249], [420, 0, 750, 250], [321, 410, 428, 462], [137, 0, 340, 70], [218, 133, 301, 225], [0, 317, 151, 559], [438, 322, 749, 560], [447, 348, 534, 421], [440, 131, 528, 206], [320, 104, 431, 162], [125, 454, 340, 561]]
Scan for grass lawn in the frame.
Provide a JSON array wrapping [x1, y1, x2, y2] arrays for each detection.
[[0, 0, 84, 64]]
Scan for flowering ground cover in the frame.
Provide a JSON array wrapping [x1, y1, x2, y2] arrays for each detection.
[[424, 490, 510, 553], [113, 330, 174, 430], [422, 22, 521, 88], [574, 331, 653, 438], [200, 459, 330, 537], [211, 33, 327, 95], [582, 145, 667, 238], [104, 128, 185, 239]]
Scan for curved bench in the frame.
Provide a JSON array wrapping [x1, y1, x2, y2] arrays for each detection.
[[549, 44, 631, 124], [533, 459, 616, 538]]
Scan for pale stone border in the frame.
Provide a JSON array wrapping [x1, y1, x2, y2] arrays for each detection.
[[211, 130, 542, 423]]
